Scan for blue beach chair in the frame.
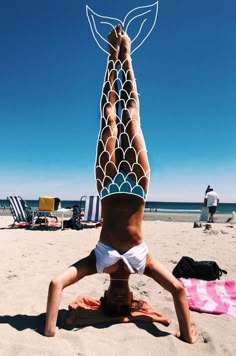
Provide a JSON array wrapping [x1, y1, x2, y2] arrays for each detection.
[[7, 196, 34, 227], [80, 195, 102, 227]]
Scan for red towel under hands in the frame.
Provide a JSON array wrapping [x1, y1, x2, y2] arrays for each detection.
[[66, 295, 171, 326]]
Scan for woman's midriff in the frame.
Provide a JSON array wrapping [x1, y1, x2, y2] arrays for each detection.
[[100, 194, 145, 252]]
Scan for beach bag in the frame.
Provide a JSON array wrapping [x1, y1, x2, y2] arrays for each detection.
[[38, 196, 61, 211], [172, 256, 227, 281]]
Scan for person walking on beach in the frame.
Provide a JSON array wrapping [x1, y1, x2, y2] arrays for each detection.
[[204, 187, 220, 223], [44, 25, 198, 343]]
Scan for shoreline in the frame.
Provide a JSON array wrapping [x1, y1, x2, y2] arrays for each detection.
[[1, 208, 231, 224], [143, 212, 230, 223]]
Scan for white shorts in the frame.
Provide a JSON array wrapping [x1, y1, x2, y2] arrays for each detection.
[[95, 240, 148, 274]]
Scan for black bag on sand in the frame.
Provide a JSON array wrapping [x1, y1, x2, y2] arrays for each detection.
[[172, 256, 227, 281]]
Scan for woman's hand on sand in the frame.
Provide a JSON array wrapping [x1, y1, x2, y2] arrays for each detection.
[[44, 326, 58, 337], [175, 328, 199, 344]]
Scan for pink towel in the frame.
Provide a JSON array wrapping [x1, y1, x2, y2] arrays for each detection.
[[66, 295, 171, 326], [180, 278, 236, 318]]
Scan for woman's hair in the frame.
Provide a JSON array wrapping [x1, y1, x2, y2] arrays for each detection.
[[100, 296, 144, 317]]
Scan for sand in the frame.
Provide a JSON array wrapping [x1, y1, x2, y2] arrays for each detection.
[[0, 214, 235, 356]]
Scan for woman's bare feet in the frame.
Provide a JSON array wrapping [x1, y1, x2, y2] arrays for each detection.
[[119, 32, 131, 62], [107, 24, 123, 61], [107, 25, 132, 64]]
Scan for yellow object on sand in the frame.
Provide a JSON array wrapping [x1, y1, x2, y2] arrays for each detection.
[[38, 196, 61, 211]]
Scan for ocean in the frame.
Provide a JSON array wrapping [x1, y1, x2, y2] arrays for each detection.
[[0, 199, 235, 215]]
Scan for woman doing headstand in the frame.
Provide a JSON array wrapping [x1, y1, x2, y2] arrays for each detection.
[[44, 25, 198, 343]]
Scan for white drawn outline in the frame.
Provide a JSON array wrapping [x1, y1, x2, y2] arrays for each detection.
[[86, 5, 156, 200], [95, 57, 150, 201], [86, 2, 159, 55]]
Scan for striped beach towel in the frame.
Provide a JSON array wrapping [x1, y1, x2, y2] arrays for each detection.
[[180, 278, 236, 318]]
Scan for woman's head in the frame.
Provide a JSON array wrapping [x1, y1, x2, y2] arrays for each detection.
[[100, 281, 133, 317]]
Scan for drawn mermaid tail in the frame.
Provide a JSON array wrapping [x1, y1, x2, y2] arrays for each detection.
[[95, 39, 150, 201], [87, 4, 155, 200], [86, 2, 159, 55]]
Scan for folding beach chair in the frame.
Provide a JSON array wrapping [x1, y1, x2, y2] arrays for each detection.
[[80, 195, 102, 227], [7, 196, 34, 227]]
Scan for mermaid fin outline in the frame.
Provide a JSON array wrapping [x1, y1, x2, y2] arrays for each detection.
[[86, 6, 123, 55], [86, 2, 159, 55], [123, 1, 159, 54]]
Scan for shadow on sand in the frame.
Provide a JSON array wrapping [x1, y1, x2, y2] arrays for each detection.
[[0, 309, 170, 338]]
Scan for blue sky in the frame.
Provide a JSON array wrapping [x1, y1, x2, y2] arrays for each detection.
[[0, 0, 235, 202]]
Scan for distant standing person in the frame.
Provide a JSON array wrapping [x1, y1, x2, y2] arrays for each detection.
[[204, 187, 220, 223]]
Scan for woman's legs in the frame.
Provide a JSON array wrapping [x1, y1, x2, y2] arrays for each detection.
[[95, 26, 123, 193], [119, 36, 150, 193], [44, 253, 96, 336], [96, 27, 150, 196]]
